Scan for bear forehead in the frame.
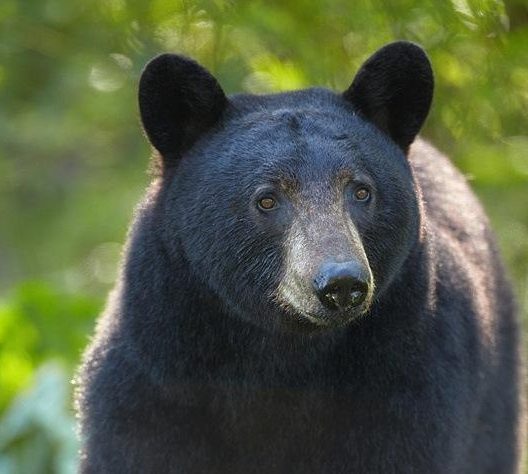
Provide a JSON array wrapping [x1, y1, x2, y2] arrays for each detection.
[[183, 89, 409, 189], [234, 107, 354, 138], [215, 105, 398, 176], [220, 110, 360, 179], [227, 88, 361, 133]]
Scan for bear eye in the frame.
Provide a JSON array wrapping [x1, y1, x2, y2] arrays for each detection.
[[257, 196, 277, 211], [354, 187, 371, 202]]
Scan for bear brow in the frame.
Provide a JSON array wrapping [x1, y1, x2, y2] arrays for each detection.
[[278, 175, 300, 195], [258, 163, 301, 195]]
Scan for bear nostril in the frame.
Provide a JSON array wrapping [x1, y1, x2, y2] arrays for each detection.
[[314, 261, 369, 311], [321, 282, 367, 310], [349, 288, 367, 307]]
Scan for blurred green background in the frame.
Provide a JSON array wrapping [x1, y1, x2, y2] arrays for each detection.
[[0, 0, 527, 472]]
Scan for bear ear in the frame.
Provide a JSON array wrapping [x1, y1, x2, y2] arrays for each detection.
[[343, 41, 434, 152], [138, 54, 228, 162]]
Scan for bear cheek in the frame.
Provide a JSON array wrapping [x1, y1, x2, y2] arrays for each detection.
[[364, 210, 418, 296]]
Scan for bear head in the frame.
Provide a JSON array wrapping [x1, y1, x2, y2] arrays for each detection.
[[138, 41, 433, 333]]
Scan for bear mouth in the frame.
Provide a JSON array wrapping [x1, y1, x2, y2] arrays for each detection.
[[273, 294, 367, 334], [278, 305, 369, 335], [273, 277, 373, 334], [298, 311, 332, 327]]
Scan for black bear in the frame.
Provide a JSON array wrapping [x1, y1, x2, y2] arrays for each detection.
[[76, 41, 526, 473]]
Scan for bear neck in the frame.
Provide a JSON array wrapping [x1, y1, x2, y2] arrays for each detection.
[[117, 189, 435, 387]]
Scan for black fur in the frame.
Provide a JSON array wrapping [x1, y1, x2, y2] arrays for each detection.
[[344, 41, 434, 152], [138, 53, 227, 163], [76, 42, 525, 473]]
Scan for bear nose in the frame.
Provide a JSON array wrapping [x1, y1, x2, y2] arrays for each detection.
[[313, 261, 369, 310]]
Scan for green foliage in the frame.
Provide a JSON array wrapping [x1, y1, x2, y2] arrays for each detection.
[[0, 364, 79, 474], [0, 1, 527, 472], [0, 282, 99, 411], [0, 284, 98, 472]]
